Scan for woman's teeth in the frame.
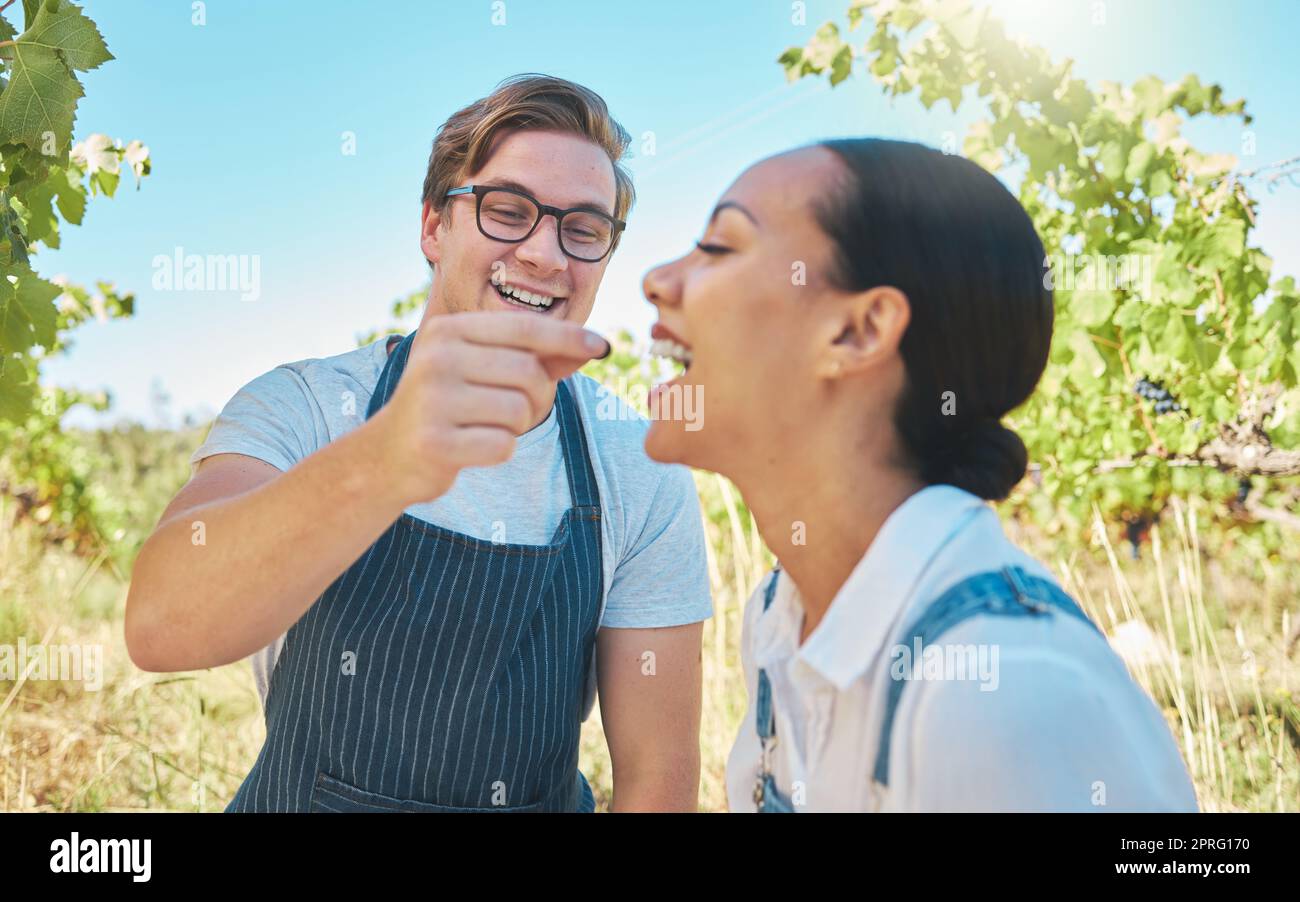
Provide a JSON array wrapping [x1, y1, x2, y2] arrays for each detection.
[[491, 277, 555, 310], [650, 337, 693, 368]]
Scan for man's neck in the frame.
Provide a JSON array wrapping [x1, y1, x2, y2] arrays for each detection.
[[525, 383, 559, 435]]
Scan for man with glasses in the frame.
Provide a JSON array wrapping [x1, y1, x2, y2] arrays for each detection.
[[126, 74, 712, 812], [444, 183, 624, 269]]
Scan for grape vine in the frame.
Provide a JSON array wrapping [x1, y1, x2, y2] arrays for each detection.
[[779, 0, 1300, 545]]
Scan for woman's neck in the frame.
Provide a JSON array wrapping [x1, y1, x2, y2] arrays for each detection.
[[738, 444, 925, 645]]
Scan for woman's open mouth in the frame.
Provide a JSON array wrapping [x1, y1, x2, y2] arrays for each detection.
[[650, 337, 693, 374], [647, 323, 698, 427], [650, 322, 693, 377], [490, 272, 564, 314]]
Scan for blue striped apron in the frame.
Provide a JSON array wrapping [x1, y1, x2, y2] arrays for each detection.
[[752, 564, 1100, 811], [227, 329, 602, 812]]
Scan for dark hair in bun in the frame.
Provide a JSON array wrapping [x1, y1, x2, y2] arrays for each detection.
[[811, 138, 1053, 501]]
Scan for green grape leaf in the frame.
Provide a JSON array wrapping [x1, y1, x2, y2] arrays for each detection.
[[1160, 310, 1190, 358], [20, 171, 58, 243], [846, 0, 867, 30], [21, 0, 112, 73], [1212, 395, 1236, 423], [0, 41, 83, 150], [804, 22, 845, 70], [0, 348, 38, 421], [829, 43, 853, 86], [92, 165, 117, 196], [870, 45, 898, 78], [777, 47, 804, 80], [0, 265, 60, 353], [1072, 289, 1116, 327], [1185, 218, 1246, 268], [1268, 387, 1300, 447], [1113, 298, 1144, 330], [20, 0, 41, 31], [1227, 339, 1266, 371], [1148, 167, 1173, 197], [892, 4, 925, 30], [0, 193, 29, 264], [1067, 330, 1107, 385], [1098, 140, 1125, 179], [50, 163, 83, 222], [1124, 141, 1155, 182], [1194, 332, 1220, 370], [1131, 75, 1167, 119]]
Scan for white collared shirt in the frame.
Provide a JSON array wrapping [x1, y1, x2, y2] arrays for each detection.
[[725, 485, 1199, 812]]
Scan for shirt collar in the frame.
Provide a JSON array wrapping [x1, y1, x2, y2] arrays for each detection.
[[773, 485, 989, 691]]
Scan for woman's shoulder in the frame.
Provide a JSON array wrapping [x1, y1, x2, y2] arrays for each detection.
[[913, 507, 1063, 616], [896, 509, 1111, 665]]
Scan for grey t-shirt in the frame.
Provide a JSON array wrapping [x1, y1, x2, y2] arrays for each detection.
[[190, 334, 713, 718]]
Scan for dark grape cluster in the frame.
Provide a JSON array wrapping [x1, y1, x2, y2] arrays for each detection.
[[1125, 519, 1143, 561], [1133, 378, 1183, 415], [1123, 513, 1156, 561]]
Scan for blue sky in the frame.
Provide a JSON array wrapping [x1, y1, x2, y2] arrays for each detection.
[[33, 0, 1300, 428]]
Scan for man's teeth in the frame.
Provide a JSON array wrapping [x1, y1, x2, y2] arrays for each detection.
[[650, 338, 693, 366], [492, 276, 555, 309]]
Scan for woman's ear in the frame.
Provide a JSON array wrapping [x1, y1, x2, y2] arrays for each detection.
[[420, 200, 444, 267], [820, 285, 910, 380]]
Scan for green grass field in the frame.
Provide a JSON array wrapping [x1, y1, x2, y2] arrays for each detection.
[[1, 426, 1296, 812]]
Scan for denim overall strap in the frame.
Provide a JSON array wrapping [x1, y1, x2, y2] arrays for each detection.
[[225, 329, 603, 812], [753, 567, 795, 812], [871, 565, 1102, 788]]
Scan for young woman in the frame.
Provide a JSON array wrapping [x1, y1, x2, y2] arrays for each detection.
[[641, 138, 1199, 812]]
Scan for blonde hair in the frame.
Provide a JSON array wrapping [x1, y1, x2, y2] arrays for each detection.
[[421, 73, 635, 258]]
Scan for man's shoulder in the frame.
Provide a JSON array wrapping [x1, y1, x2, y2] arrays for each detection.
[[228, 337, 388, 422], [273, 335, 390, 388], [217, 336, 390, 430]]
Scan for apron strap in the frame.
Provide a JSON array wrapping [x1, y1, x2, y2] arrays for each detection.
[[366, 332, 600, 515], [366, 330, 415, 419], [554, 379, 600, 510]]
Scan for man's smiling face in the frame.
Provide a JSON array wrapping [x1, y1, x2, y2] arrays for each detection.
[[419, 128, 619, 326]]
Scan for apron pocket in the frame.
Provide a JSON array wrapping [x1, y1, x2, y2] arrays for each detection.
[[310, 771, 549, 813]]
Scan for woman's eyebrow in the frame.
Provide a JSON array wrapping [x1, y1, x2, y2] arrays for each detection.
[[709, 201, 759, 227]]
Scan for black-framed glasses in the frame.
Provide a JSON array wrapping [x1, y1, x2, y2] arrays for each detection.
[[445, 184, 625, 263]]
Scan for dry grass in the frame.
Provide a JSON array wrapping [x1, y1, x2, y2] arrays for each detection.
[[1050, 498, 1299, 811]]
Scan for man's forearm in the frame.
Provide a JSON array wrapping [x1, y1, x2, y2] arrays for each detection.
[[125, 410, 410, 673], [610, 755, 701, 812]]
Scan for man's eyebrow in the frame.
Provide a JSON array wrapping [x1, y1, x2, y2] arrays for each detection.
[[710, 201, 759, 227], [485, 178, 614, 216]]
